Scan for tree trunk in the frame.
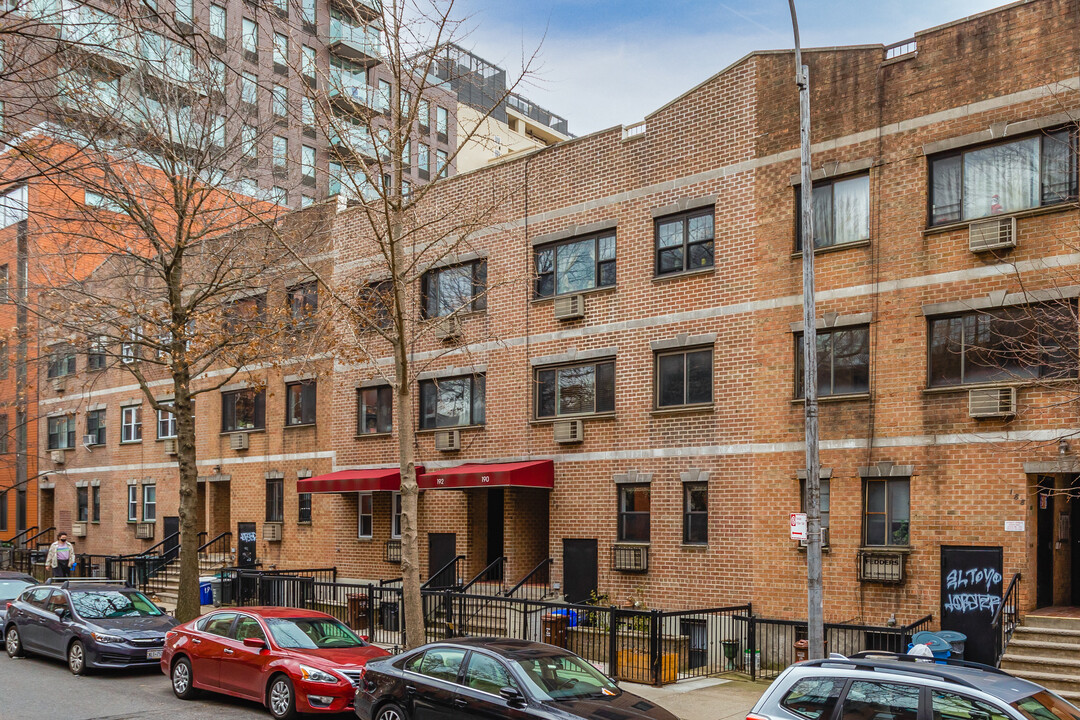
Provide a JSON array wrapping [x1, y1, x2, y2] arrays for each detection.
[[172, 373, 201, 622], [396, 377, 424, 649]]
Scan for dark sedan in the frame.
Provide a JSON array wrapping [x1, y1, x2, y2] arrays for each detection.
[[0, 571, 37, 626], [4, 579, 178, 674], [354, 637, 678, 720]]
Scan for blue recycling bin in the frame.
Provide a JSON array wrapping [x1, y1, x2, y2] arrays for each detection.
[[548, 608, 578, 628], [911, 631, 953, 662], [199, 578, 213, 606], [936, 631, 967, 660]]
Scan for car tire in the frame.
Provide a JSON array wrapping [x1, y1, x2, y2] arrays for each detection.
[[171, 657, 200, 700], [5, 626, 24, 658], [67, 640, 88, 675], [267, 675, 298, 720], [375, 703, 409, 720]]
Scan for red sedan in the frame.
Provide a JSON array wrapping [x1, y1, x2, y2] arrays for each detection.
[[161, 606, 390, 719]]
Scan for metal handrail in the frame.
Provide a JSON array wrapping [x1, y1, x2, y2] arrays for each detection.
[[7, 526, 38, 548], [117, 531, 180, 559], [197, 530, 231, 554], [23, 526, 55, 547], [992, 571, 1022, 665], [991, 572, 1021, 629], [379, 577, 403, 586], [421, 554, 465, 590], [460, 556, 505, 593], [506, 557, 552, 598]]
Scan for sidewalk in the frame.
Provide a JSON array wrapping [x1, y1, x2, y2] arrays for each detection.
[[623, 677, 771, 720]]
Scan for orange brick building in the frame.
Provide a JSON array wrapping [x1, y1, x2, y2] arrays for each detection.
[[37, 0, 1080, 644]]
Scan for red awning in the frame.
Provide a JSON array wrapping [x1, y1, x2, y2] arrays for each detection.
[[417, 460, 554, 490], [297, 466, 425, 494]]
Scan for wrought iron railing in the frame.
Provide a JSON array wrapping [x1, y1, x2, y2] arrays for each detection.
[[992, 572, 1022, 666], [505, 557, 552, 601], [421, 554, 464, 591]]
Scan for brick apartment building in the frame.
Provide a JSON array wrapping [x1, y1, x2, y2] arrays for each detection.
[[32, 0, 1080, 639]]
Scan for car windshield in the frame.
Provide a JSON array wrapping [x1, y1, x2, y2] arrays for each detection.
[[1012, 692, 1080, 720], [264, 617, 365, 649], [69, 590, 163, 619], [511, 652, 619, 700], [0, 579, 34, 601]]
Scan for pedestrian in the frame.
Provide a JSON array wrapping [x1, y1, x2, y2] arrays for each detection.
[[46, 532, 76, 578]]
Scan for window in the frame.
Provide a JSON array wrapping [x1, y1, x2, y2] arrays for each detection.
[[301, 97, 315, 128], [86, 409, 106, 445], [328, 161, 342, 196], [0, 264, 7, 302], [272, 84, 288, 117], [683, 482, 707, 545], [0, 185, 27, 229], [241, 17, 257, 56], [418, 143, 430, 176], [415, 647, 467, 683], [127, 485, 138, 522], [463, 652, 517, 695], [436, 106, 448, 137], [47, 415, 75, 450], [421, 260, 486, 317], [201, 612, 237, 635], [402, 139, 411, 167], [618, 484, 650, 542], [273, 32, 288, 69], [208, 58, 226, 93], [864, 478, 910, 547], [120, 327, 139, 364], [121, 405, 142, 442], [266, 477, 283, 522], [233, 616, 266, 644], [841, 682, 919, 720], [796, 174, 870, 250], [930, 129, 1078, 225], [795, 326, 871, 398], [222, 389, 265, 432], [286, 381, 316, 426], [174, 0, 192, 23], [300, 0, 315, 24], [240, 124, 257, 160], [800, 478, 831, 534], [0, 493, 5, 531], [92, 485, 100, 522], [301, 145, 316, 180], [929, 303, 1078, 387], [655, 348, 713, 408], [781, 678, 844, 720], [357, 492, 372, 538], [288, 280, 318, 324], [391, 491, 401, 538], [298, 491, 312, 523], [377, 79, 391, 112], [87, 336, 106, 370], [301, 45, 316, 78], [271, 187, 288, 205], [142, 484, 156, 521], [358, 385, 392, 434], [46, 344, 76, 378], [0, 414, 8, 453], [157, 408, 176, 439], [240, 71, 257, 106], [534, 232, 616, 298], [0, 341, 6, 379], [418, 99, 430, 129], [436, 149, 448, 178], [655, 208, 714, 275], [535, 361, 615, 418], [301, 195, 315, 208], [77, 486, 88, 522], [208, 3, 226, 39], [273, 135, 288, 170], [932, 693, 1010, 720], [419, 375, 485, 429]]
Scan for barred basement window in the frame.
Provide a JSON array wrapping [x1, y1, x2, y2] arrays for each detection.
[[298, 492, 312, 523]]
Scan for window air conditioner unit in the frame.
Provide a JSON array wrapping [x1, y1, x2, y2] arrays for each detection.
[[612, 543, 649, 573], [434, 429, 460, 452], [71, 522, 87, 537], [51, 377, 67, 393], [433, 315, 463, 341], [969, 217, 1017, 253], [135, 522, 155, 540], [83, 434, 98, 447], [50, 450, 65, 464], [553, 419, 584, 444], [229, 432, 250, 451], [163, 438, 178, 455], [968, 387, 1016, 418], [263, 522, 283, 542], [858, 550, 904, 584], [553, 294, 585, 321], [799, 527, 830, 549]]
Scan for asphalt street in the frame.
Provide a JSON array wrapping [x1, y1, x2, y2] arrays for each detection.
[[0, 653, 354, 720]]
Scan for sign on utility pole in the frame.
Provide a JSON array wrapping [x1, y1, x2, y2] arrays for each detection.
[[788, 0, 824, 660]]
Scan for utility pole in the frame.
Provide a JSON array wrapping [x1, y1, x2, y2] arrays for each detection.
[[788, 0, 824, 660]]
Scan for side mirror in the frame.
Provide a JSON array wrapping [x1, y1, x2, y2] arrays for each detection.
[[54, 607, 68, 619], [242, 637, 267, 650], [360, 635, 370, 643], [499, 687, 526, 708]]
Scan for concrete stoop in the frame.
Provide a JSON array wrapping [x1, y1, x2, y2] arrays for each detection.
[[1001, 615, 1080, 701]]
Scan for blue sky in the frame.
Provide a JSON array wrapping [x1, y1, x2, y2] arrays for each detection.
[[451, 0, 1010, 135]]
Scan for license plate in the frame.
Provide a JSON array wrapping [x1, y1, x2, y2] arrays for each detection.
[[146, 649, 163, 660]]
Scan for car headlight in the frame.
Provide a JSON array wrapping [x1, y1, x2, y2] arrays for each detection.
[[91, 632, 125, 644], [298, 665, 341, 683]]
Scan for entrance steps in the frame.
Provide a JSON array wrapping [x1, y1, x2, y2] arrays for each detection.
[[1001, 614, 1080, 701], [147, 555, 231, 611]]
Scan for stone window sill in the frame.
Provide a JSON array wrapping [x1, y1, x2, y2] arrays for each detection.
[[284, 423, 317, 430], [531, 285, 617, 305], [652, 266, 715, 283], [650, 404, 714, 417], [530, 413, 615, 426], [792, 393, 870, 404], [923, 203, 1074, 237], [355, 432, 392, 439], [416, 425, 484, 435], [791, 238, 871, 259]]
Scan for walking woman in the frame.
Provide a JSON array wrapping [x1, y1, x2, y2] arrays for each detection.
[[46, 532, 76, 578]]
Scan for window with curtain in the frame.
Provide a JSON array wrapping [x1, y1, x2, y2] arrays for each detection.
[[796, 174, 870, 250]]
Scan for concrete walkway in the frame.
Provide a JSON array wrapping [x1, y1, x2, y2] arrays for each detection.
[[624, 677, 772, 720]]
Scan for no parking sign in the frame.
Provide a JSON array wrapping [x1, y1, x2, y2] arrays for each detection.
[[790, 513, 807, 540]]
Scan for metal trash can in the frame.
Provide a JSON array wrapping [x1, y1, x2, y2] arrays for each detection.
[[380, 601, 400, 632], [936, 631, 967, 660]]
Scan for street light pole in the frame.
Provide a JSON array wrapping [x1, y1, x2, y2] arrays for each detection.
[[788, 0, 824, 660]]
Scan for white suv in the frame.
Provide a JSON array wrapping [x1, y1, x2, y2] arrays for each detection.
[[748, 653, 1080, 720]]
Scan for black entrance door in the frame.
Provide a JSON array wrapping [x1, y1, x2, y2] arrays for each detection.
[[163, 517, 180, 561], [1037, 477, 1054, 608], [428, 533, 457, 588], [940, 545, 1003, 665], [487, 489, 505, 574], [1071, 488, 1080, 606], [562, 539, 598, 604], [237, 522, 257, 568]]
